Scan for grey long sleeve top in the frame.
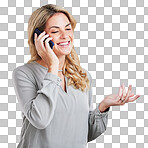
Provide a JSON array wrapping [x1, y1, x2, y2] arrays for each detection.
[[12, 61, 109, 148]]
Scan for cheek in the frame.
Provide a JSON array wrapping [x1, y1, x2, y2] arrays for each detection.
[[49, 35, 58, 43], [69, 32, 74, 40]]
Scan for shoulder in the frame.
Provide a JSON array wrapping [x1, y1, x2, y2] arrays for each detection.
[[12, 62, 33, 75], [12, 62, 37, 83], [82, 68, 92, 81]]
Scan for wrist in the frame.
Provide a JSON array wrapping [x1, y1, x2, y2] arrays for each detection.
[[99, 101, 109, 113], [48, 66, 58, 76]]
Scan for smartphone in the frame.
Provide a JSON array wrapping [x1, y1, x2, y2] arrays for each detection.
[[33, 28, 54, 49]]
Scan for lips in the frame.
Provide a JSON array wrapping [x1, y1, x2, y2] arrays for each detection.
[[57, 41, 70, 45], [57, 41, 70, 47]]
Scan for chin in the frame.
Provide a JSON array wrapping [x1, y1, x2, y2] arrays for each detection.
[[53, 48, 71, 57], [61, 48, 72, 56], [54, 44, 73, 56]]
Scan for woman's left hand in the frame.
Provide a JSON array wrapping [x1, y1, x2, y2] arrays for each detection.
[[99, 84, 141, 112]]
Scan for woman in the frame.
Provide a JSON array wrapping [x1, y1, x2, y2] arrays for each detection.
[[12, 4, 140, 148]]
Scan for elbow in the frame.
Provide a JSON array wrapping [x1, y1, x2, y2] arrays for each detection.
[[25, 102, 55, 130], [34, 121, 49, 130], [87, 121, 107, 142], [26, 111, 53, 130], [29, 116, 51, 129]]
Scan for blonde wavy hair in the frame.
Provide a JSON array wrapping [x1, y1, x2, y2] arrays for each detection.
[[27, 4, 90, 92]]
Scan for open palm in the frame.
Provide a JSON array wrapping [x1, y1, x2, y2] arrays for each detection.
[[103, 84, 140, 108]]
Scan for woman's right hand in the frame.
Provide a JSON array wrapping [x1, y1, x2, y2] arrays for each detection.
[[34, 31, 59, 68]]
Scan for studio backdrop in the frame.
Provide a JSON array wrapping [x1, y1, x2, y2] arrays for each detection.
[[0, 0, 147, 148]]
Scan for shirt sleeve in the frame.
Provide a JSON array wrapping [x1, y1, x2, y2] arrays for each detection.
[[87, 72, 110, 142], [12, 67, 62, 130]]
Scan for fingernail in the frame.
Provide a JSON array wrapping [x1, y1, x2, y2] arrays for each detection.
[[130, 85, 132, 89]]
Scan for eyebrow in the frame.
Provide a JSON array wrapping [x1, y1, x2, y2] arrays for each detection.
[[49, 23, 71, 30]]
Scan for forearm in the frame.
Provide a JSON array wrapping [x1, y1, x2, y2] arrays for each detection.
[[88, 103, 110, 142]]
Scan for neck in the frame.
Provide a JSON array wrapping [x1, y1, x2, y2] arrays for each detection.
[[57, 55, 65, 70]]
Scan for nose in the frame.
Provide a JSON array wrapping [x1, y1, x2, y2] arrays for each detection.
[[60, 30, 68, 39]]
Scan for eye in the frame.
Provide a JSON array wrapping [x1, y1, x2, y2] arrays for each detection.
[[51, 31, 58, 33], [66, 28, 71, 30]]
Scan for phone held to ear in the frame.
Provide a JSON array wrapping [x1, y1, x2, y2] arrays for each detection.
[[33, 28, 54, 49]]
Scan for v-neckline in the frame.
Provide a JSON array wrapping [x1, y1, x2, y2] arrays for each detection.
[[59, 76, 68, 94]]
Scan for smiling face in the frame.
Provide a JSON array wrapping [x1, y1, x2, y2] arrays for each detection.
[[44, 13, 74, 57]]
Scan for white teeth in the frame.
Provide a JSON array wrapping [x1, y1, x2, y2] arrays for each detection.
[[58, 41, 69, 46]]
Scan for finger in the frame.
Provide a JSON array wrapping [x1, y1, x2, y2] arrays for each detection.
[[38, 34, 51, 48], [125, 93, 134, 103], [122, 83, 126, 98], [129, 93, 134, 97], [45, 37, 53, 49], [120, 83, 126, 102], [34, 33, 37, 39], [34, 33, 37, 43], [127, 94, 140, 103], [37, 31, 46, 40], [124, 85, 132, 102], [119, 85, 122, 97], [40, 34, 50, 42], [117, 85, 123, 102]]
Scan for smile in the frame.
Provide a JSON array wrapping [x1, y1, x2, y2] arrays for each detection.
[[57, 41, 70, 47]]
